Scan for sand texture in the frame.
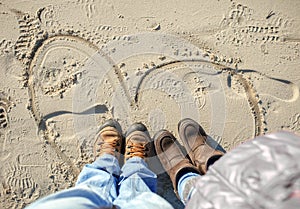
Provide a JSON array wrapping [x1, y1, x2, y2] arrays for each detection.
[[0, 0, 299, 208]]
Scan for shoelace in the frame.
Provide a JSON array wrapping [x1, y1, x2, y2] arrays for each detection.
[[96, 132, 121, 156], [126, 143, 147, 159]]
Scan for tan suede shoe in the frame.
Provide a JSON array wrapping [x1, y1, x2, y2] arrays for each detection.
[[125, 122, 154, 162], [154, 130, 199, 197], [93, 119, 123, 160], [178, 118, 224, 174]]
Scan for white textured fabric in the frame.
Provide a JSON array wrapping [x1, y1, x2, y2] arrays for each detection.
[[186, 131, 300, 209]]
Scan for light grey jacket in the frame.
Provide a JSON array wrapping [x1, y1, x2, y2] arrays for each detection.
[[186, 131, 300, 209]]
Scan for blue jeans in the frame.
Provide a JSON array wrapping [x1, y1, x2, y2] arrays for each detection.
[[25, 154, 173, 209]]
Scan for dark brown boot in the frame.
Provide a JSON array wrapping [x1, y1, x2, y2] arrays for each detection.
[[178, 118, 224, 174], [93, 119, 123, 160], [125, 122, 154, 162], [154, 130, 200, 197]]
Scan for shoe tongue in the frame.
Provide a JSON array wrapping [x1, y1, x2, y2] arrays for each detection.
[[185, 125, 205, 151], [101, 129, 119, 136], [130, 134, 147, 144], [163, 139, 185, 166], [185, 125, 198, 138], [105, 137, 117, 143], [162, 137, 173, 149], [186, 125, 199, 140]]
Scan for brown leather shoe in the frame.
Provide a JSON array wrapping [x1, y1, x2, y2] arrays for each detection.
[[93, 119, 123, 160], [154, 130, 200, 197], [125, 122, 154, 162], [178, 118, 224, 174]]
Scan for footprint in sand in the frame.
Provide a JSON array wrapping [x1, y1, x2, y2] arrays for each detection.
[[0, 92, 14, 129], [249, 72, 299, 103]]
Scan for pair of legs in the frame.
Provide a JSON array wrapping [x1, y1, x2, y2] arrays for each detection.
[[94, 118, 224, 206], [154, 118, 225, 204], [26, 120, 173, 209], [25, 118, 224, 208]]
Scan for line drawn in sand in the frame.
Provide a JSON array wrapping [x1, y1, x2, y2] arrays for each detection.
[[134, 59, 297, 137], [25, 32, 103, 178], [226, 68, 299, 135], [16, 10, 128, 179]]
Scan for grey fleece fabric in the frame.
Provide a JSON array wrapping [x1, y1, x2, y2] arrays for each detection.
[[186, 131, 300, 209]]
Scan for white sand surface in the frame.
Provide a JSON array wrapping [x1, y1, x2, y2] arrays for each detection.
[[0, 0, 299, 208]]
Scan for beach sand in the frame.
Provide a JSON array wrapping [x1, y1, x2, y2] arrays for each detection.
[[0, 0, 299, 208]]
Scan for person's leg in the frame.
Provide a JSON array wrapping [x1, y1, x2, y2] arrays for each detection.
[[114, 156, 157, 205], [177, 154, 224, 205], [154, 129, 200, 199], [177, 172, 200, 205], [75, 153, 120, 202], [25, 119, 123, 209], [154, 127, 225, 205], [113, 123, 158, 206], [25, 154, 120, 209], [178, 118, 224, 174], [116, 156, 174, 209], [176, 117, 226, 205]]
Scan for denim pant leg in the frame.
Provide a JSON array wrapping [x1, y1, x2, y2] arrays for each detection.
[[113, 157, 174, 209], [113, 157, 156, 205], [25, 154, 120, 209], [76, 154, 120, 202]]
